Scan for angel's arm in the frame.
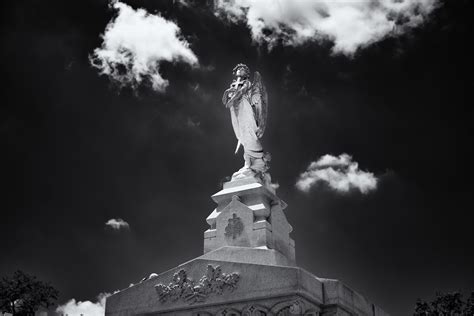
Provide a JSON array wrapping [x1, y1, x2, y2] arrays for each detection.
[[224, 80, 251, 108], [222, 88, 233, 106]]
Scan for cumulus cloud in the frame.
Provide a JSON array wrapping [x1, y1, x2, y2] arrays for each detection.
[[105, 218, 130, 230], [296, 154, 377, 194], [90, 1, 198, 91], [215, 0, 438, 55], [56, 293, 110, 316]]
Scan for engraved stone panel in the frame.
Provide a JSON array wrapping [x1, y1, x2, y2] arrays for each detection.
[[215, 198, 254, 248], [225, 213, 244, 239]]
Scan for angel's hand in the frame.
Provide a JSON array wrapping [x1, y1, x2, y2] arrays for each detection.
[[222, 88, 234, 106]]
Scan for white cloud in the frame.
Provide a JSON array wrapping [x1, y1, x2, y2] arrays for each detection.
[[56, 293, 110, 316], [90, 1, 198, 91], [215, 0, 438, 55], [186, 117, 201, 128], [105, 218, 130, 230], [296, 154, 377, 194]]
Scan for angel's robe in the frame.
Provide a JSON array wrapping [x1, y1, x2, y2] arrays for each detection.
[[224, 80, 263, 160]]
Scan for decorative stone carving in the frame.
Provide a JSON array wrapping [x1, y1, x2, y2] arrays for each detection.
[[225, 213, 244, 239], [154, 265, 240, 304], [216, 307, 241, 316], [289, 300, 303, 314], [243, 304, 269, 316], [271, 299, 307, 316]]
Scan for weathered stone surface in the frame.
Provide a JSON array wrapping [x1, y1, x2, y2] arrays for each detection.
[[106, 257, 323, 315], [105, 257, 388, 315], [199, 246, 296, 267], [154, 265, 240, 304], [204, 176, 294, 263], [321, 278, 390, 316]]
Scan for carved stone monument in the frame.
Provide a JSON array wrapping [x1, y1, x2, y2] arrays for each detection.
[[105, 65, 390, 316]]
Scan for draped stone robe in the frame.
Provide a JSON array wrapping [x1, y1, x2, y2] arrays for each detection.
[[223, 79, 263, 160]]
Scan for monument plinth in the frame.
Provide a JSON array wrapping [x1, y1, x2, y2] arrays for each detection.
[[202, 175, 295, 267], [105, 64, 389, 316]]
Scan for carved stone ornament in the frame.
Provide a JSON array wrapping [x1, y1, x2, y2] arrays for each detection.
[[271, 299, 309, 316], [225, 213, 244, 239], [243, 304, 269, 316], [154, 265, 240, 304]]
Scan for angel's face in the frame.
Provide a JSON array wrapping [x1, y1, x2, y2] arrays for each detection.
[[235, 68, 248, 78]]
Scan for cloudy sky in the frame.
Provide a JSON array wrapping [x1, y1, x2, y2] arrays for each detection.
[[1, 0, 473, 314]]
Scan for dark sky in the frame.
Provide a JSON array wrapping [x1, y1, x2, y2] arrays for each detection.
[[1, 0, 473, 315]]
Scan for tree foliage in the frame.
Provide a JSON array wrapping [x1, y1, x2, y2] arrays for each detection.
[[415, 292, 474, 316], [0, 270, 59, 316]]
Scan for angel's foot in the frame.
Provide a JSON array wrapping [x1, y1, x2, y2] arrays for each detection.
[[232, 165, 253, 180]]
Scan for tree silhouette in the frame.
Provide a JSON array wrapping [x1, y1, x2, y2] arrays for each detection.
[[0, 270, 59, 316], [414, 292, 474, 316]]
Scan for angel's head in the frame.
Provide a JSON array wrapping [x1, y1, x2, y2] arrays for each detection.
[[232, 63, 250, 79]]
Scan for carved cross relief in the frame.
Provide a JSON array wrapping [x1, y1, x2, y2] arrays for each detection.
[[225, 213, 244, 239]]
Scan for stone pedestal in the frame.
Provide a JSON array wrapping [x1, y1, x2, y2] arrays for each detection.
[[105, 175, 390, 316], [204, 176, 295, 266]]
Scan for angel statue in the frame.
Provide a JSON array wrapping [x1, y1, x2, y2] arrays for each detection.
[[222, 64, 270, 180]]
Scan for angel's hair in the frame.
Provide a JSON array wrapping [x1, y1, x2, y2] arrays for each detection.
[[232, 63, 250, 78]]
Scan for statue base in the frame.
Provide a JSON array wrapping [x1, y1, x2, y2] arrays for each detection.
[[105, 175, 389, 316], [105, 257, 390, 315]]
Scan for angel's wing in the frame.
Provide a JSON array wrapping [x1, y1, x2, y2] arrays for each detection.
[[251, 71, 268, 139]]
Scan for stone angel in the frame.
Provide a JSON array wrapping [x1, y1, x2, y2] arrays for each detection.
[[222, 64, 269, 178]]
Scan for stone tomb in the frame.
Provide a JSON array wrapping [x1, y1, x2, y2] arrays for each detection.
[[105, 176, 390, 315]]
